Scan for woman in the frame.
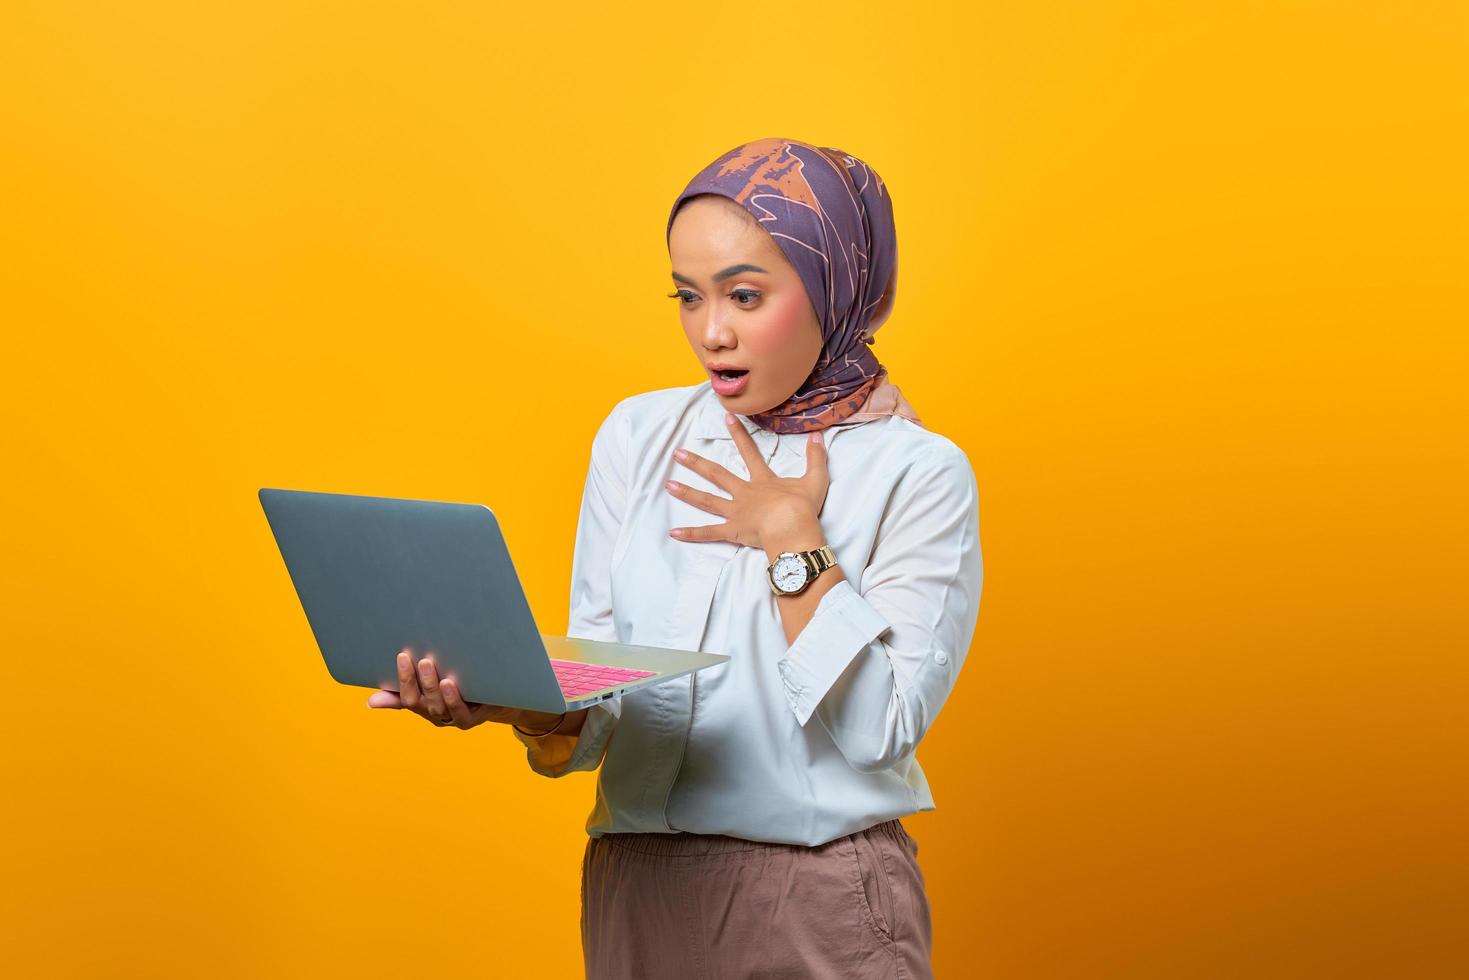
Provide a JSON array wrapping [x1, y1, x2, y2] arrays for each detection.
[[370, 137, 984, 979]]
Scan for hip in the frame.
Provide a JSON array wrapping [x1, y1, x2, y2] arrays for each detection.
[[581, 818, 933, 979]]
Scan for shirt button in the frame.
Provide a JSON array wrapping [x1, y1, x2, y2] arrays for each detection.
[[934, 651, 949, 666]]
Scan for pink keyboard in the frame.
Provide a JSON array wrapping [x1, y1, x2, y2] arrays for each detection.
[[551, 659, 656, 699]]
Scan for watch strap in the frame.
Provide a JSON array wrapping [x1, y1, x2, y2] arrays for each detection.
[[804, 544, 837, 576]]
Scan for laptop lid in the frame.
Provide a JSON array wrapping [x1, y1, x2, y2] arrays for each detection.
[[259, 487, 570, 714]]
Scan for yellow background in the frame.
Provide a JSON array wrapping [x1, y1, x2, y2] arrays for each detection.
[[3, 2, 1465, 977]]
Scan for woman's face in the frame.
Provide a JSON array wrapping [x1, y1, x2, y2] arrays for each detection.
[[667, 195, 824, 416]]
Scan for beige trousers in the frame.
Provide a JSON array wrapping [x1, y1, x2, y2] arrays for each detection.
[[581, 818, 934, 979]]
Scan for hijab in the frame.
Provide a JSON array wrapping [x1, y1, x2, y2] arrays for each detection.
[[666, 137, 923, 434]]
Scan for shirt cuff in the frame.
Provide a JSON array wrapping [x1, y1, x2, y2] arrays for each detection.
[[513, 698, 619, 777], [777, 579, 892, 727]]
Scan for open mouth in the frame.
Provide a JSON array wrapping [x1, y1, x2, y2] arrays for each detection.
[[709, 366, 751, 393]]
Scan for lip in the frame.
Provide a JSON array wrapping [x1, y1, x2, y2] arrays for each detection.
[[708, 365, 751, 396]]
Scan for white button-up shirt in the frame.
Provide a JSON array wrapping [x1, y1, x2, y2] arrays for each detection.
[[514, 380, 984, 847]]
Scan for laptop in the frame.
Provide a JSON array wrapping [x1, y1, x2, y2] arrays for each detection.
[[258, 487, 730, 714]]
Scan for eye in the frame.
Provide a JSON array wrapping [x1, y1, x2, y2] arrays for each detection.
[[666, 290, 698, 306], [729, 289, 761, 306]]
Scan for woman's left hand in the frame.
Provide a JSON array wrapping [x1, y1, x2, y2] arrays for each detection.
[[666, 413, 828, 550]]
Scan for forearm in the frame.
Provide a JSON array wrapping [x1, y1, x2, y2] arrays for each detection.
[[513, 699, 619, 778], [764, 511, 846, 647], [511, 706, 590, 738], [772, 446, 983, 771]]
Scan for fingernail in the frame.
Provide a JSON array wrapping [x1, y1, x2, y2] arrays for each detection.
[[673, 449, 688, 460], [725, 413, 736, 425], [810, 431, 822, 443]]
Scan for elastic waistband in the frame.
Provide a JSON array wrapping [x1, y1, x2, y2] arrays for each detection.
[[593, 818, 911, 857]]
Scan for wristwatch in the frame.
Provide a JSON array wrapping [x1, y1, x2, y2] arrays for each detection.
[[767, 544, 838, 596]]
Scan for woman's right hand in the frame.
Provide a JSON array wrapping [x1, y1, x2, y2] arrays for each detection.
[[366, 648, 574, 734]]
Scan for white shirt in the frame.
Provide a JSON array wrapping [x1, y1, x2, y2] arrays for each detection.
[[514, 380, 984, 847]]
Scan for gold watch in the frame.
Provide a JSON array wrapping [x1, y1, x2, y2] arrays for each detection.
[[767, 544, 838, 596]]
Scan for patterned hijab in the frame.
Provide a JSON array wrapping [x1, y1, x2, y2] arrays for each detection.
[[666, 137, 923, 434]]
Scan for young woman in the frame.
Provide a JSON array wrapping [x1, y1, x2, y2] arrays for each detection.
[[370, 137, 984, 979]]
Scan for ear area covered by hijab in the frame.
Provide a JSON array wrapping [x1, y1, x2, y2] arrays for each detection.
[[667, 137, 924, 434]]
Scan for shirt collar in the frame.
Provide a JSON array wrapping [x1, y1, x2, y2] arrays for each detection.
[[690, 381, 880, 450], [693, 383, 765, 441]]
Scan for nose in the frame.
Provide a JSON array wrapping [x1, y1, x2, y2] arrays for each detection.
[[699, 304, 737, 350]]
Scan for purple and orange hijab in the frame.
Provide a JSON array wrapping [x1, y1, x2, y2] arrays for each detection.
[[666, 137, 923, 435]]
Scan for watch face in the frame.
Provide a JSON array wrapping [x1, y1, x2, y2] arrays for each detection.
[[772, 554, 809, 593]]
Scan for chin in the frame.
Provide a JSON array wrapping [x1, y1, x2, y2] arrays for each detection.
[[718, 390, 764, 409], [712, 379, 784, 416]]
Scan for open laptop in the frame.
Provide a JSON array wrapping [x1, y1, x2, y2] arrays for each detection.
[[258, 488, 730, 714]]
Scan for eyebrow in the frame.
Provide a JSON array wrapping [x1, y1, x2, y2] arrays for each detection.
[[670, 263, 769, 287]]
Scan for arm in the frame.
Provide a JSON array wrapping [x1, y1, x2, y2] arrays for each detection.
[[772, 444, 983, 773], [513, 402, 629, 778], [761, 517, 848, 647]]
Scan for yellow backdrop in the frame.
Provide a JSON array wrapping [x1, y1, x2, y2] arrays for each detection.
[[3, 2, 1464, 977]]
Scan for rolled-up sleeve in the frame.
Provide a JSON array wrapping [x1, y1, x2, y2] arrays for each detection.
[[514, 697, 621, 778], [515, 400, 629, 778], [776, 443, 983, 773]]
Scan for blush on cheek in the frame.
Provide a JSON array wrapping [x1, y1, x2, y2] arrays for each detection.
[[735, 293, 821, 411], [747, 293, 814, 356]]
